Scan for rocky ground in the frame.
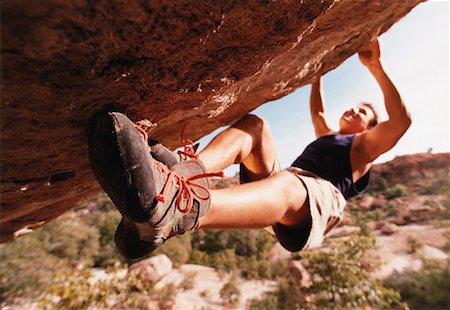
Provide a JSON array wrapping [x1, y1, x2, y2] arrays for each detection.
[[144, 153, 450, 308], [2, 153, 449, 309], [142, 225, 448, 309]]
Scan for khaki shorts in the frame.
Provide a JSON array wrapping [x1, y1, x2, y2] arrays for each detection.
[[272, 167, 347, 252]]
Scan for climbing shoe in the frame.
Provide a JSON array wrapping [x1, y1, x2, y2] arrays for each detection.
[[148, 139, 180, 168], [88, 112, 163, 223], [88, 112, 221, 257]]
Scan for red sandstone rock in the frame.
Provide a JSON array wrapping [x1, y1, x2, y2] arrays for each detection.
[[379, 222, 399, 235], [1, 0, 424, 242]]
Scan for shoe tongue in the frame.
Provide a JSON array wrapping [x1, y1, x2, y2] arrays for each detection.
[[172, 160, 210, 216]]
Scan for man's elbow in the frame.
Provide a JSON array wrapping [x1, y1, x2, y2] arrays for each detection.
[[391, 112, 412, 139], [403, 111, 412, 131], [396, 107, 412, 132]]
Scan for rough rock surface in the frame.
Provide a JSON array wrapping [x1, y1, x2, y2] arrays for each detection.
[[371, 153, 450, 191], [1, 0, 423, 242]]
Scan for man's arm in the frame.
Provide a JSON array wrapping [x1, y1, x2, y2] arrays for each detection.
[[310, 77, 334, 138], [356, 40, 412, 163]]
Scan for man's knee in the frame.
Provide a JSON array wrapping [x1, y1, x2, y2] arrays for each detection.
[[235, 114, 271, 143], [270, 170, 307, 208]]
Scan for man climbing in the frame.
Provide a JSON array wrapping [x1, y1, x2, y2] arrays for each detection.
[[88, 39, 411, 258]]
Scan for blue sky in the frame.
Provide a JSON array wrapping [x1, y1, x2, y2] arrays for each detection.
[[199, 1, 449, 176]]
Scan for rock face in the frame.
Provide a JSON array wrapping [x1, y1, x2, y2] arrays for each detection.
[[371, 153, 450, 190], [1, 0, 423, 242]]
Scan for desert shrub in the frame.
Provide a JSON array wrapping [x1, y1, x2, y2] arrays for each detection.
[[154, 234, 191, 265], [227, 230, 259, 256], [351, 207, 383, 228], [193, 230, 229, 253], [437, 197, 450, 221], [444, 231, 450, 253], [212, 249, 238, 273], [250, 235, 404, 309], [301, 235, 404, 309], [89, 209, 124, 267], [41, 214, 100, 267], [368, 176, 388, 194], [189, 229, 276, 278], [270, 260, 287, 278], [407, 237, 424, 254], [189, 249, 210, 265], [359, 221, 373, 237], [385, 259, 450, 309], [241, 255, 259, 279], [247, 267, 306, 309], [429, 178, 450, 196], [220, 274, 241, 307], [247, 293, 278, 310], [384, 184, 406, 199], [239, 255, 271, 280], [40, 263, 153, 309], [156, 283, 177, 309], [0, 212, 101, 302], [0, 234, 66, 302], [178, 271, 197, 291]]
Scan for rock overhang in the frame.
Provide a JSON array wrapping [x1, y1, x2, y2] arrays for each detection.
[[0, 0, 424, 242]]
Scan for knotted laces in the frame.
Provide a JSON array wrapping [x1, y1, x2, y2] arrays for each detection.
[[154, 162, 223, 213], [134, 121, 224, 215], [177, 122, 199, 160]]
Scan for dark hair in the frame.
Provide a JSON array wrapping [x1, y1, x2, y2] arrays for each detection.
[[361, 103, 378, 128]]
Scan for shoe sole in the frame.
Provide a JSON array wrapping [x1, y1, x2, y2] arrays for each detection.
[[115, 218, 157, 259], [88, 112, 158, 222]]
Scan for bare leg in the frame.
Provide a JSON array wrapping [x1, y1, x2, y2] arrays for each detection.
[[198, 171, 309, 229], [198, 115, 279, 178], [197, 114, 310, 231]]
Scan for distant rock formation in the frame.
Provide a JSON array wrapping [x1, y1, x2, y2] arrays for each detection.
[[371, 153, 450, 190], [1, 0, 424, 242]]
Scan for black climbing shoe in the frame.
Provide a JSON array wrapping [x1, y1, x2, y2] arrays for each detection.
[[148, 139, 180, 168], [88, 112, 162, 223], [88, 112, 221, 258]]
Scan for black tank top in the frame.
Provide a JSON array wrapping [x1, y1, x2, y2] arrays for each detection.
[[291, 133, 370, 200]]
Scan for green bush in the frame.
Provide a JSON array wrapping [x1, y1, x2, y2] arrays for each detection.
[[384, 184, 407, 200], [188, 229, 276, 279], [0, 212, 101, 302], [154, 234, 191, 265], [368, 177, 389, 194], [220, 274, 241, 307], [248, 235, 404, 309], [247, 293, 278, 310], [156, 283, 177, 309], [39, 263, 154, 309], [385, 259, 450, 309], [212, 249, 238, 273], [407, 237, 424, 254], [301, 235, 403, 309], [0, 233, 65, 302], [178, 271, 197, 291]]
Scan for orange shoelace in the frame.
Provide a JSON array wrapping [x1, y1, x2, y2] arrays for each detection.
[[177, 122, 199, 160], [134, 121, 224, 214], [134, 124, 148, 142], [154, 161, 223, 213]]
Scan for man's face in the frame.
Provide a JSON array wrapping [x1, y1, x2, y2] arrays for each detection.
[[339, 105, 375, 133]]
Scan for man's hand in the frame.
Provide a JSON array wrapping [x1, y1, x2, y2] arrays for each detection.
[[353, 38, 411, 167], [358, 39, 381, 69]]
